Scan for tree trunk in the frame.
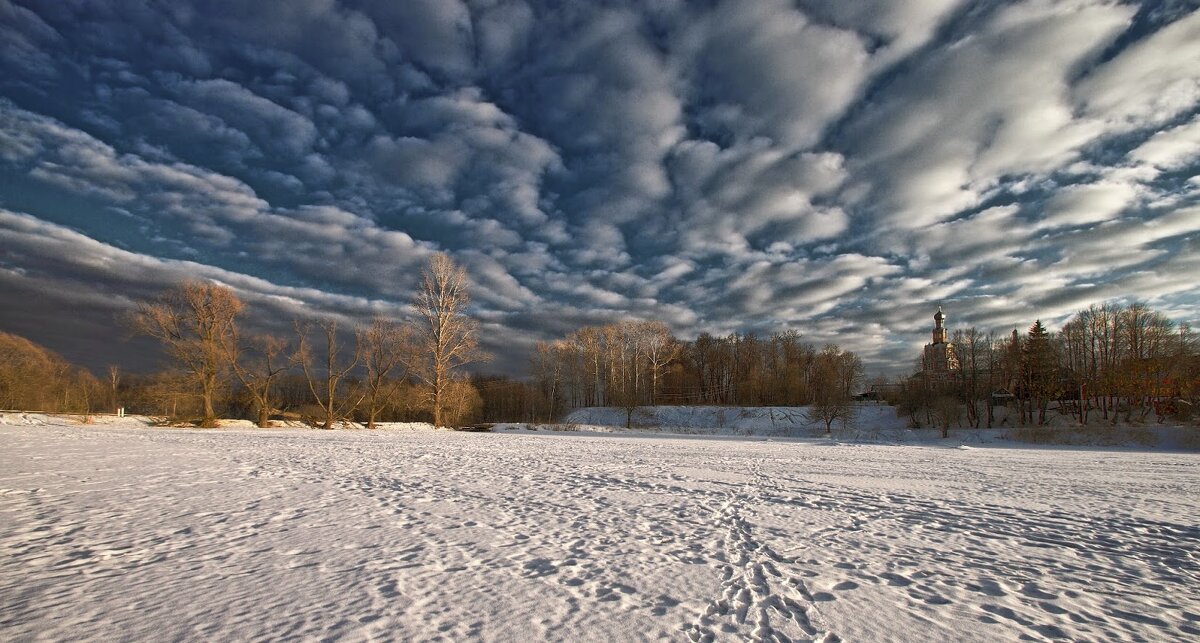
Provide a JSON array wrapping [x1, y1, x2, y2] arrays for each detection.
[[201, 376, 217, 427], [433, 377, 443, 428], [321, 395, 334, 429], [1079, 385, 1086, 426], [650, 367, 657, 406]]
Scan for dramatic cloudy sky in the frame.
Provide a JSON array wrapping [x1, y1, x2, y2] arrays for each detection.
[[1, 0, 1199, 376]]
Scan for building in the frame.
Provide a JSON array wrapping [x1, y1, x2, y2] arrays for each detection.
[[921, 306, 959, 386]]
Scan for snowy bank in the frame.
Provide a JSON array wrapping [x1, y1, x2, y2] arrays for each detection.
[[562, 404, 905, 436], [547, 405, 1200, 450], [0, 412, 437, 433]]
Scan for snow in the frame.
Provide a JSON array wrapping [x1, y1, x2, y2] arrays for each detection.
[[556, 404, 1200, 450], [2, 415, 1198, 641], [563, 405, 908, 436]]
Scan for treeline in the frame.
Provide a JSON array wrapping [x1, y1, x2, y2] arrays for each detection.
[[1058, 302, 1196, 421], [471, 324, 864, 426], [0, 331, 106, 414], [904, 301, 1199, 431], [2, 253, 486, 428]]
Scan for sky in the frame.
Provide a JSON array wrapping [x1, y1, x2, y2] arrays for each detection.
[[1, 0, 1199, 378]]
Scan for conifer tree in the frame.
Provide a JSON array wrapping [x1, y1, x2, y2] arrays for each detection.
[[1023, 320, 1059, 425]]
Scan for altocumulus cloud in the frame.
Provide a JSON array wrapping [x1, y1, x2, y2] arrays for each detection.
[[0, 0, 1197, 375]]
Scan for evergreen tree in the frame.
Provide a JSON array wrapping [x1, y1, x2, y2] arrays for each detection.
[[1023, 320, 1059, 425]]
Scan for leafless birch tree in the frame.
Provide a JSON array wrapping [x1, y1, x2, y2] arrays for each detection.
[[638, 321, 680, 406], [412, 253, 486, 427], [106, 365, 121, 414]]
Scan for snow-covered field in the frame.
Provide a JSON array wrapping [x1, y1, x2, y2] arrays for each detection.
[[2, 416, 1198, 642]]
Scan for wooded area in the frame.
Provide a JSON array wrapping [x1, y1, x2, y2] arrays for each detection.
[[509, 327, 864, 427], [0, 253, 487, 428], [900, 302, 1199, 433]]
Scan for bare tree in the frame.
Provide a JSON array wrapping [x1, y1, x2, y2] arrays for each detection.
[[411, 253, 487, 427], [953, 328, 986, 428], [358, 317, 414, 429], [72, 368, 102, 423], [294, 319, 362, 429], [931, 395, 961, 438], [614, 368, 642, 429], [805, 345, 862, 433], [441, 378, 483, 427], [532, 340, 566, 422], [229, 333, 289, 427], [106, 365, 121, 414], [128, 282, 243, 427], [638, 321, 680, 406], [138, 371, 198, 420]]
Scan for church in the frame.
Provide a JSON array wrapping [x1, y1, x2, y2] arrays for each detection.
[[921, 306, 959, 385]]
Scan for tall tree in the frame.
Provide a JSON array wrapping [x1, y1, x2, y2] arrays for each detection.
[[805, 345, 863, 433], [1023, 320, 1058, 425], [953, 328, 986, 428], [129, 282, 242, 427], [106, 365, 121, 414], [358, 317, 414, 429], [71, 368, 102, 423], [294, 319, 362, 430], [639, 321, 680, 406], [412, 253, 486, 427], [229, 333, 290, 428], [532, 340, 566, 422]]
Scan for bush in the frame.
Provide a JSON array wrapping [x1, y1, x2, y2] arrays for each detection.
[[1010, 425, 1057, 444]]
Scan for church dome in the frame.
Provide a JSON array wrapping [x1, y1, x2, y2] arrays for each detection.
[[934, 307, 944, 323]]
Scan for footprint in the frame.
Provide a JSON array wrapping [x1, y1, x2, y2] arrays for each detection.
[[1039, 601, 1067, 615], [1020, 582, 1057, 600], [880, 572, 913, 587], [966, 579, 1007, 597]]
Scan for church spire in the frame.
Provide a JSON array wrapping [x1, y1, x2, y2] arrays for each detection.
[[932, 305, 947, 344]]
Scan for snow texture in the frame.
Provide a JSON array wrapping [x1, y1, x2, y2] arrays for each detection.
[[2, 414, 1198, 641], [558, 405, 1200, 450], [564, 405, 907, 436]]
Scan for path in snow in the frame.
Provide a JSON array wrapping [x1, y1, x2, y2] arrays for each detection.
[[1, 420, 1198, 641]]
